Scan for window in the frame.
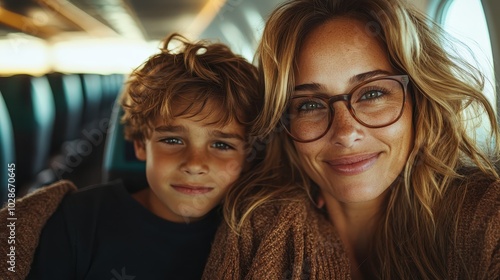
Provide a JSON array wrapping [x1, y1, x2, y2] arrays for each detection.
[[440, 0, 496, 147]]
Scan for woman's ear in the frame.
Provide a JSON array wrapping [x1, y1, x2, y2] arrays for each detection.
[[311, 185, 325, 208], [316, 194, 325, 208], [134, 140, 147, 161]]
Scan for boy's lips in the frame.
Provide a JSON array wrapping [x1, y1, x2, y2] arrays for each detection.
[[171, 184, 213, 195], [324, 153, 380, 175]]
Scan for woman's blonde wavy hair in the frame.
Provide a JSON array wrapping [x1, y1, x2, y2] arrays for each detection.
[[224, 0, 500, 278]]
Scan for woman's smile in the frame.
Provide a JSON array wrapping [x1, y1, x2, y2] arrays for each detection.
[[325, 153, 380, 175]]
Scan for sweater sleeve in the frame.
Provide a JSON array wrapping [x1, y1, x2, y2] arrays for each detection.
[[483, 180, 500, 279], [203, 197, 351, 280], [0, 180, 77, 280], [451, 179, 500, 279], [202, 202, 282, 280]]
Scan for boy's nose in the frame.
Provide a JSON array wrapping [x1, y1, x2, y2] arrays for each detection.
[[181, 149, 209, 175]]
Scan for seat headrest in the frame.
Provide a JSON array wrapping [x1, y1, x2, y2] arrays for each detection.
[[102, 99, 147, 193]]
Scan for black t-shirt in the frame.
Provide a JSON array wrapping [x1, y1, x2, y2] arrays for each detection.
[[27, 181, 221, 280]]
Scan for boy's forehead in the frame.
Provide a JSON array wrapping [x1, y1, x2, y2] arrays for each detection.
[[159, 94, 241, 125], [155, 98, 238, 128], [151, 111, 246, 141]]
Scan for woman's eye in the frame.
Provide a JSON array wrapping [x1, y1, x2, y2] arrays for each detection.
[[212, 142, 233, 150], [298, 101, 325, 111], [161, 138, 183, 145], [360, 90, 384, 100]]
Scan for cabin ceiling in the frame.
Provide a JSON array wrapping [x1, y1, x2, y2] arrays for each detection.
[[0, 0, 213, 41]]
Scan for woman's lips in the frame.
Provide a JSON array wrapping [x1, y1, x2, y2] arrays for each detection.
[[171, 185, 213, 195], [325, 153, 379, 175]]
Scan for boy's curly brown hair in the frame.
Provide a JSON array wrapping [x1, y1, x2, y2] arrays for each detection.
[[121, 33, 260, 144]]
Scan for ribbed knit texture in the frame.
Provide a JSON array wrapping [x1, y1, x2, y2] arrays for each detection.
[[1, 179, 498, 279], [446, 178, 500, 279], [203, 180, 500, 279], [203, 197, 351, 279], [0, 180, 76, 280]]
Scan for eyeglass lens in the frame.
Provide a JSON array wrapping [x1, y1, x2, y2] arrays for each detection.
[[283, 76, 406, 142]]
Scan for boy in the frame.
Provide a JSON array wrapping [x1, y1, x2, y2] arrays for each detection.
[[26, 33, 260, 279]]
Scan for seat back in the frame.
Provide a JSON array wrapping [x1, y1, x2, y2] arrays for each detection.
[[0, 91, 15, 204], [47, 73, 84, 153], [79, 73, 103, 129], [102, 98, 147, 192], [0, 74, 55, 193], [100, 74, 124, 118]]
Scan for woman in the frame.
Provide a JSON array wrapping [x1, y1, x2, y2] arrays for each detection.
[[203, 0, 500, 279]]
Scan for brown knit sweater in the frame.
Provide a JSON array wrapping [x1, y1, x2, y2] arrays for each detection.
[[2, 179, 498, 279], [202, 179, 500, 279], [0, 180, 76, 280]]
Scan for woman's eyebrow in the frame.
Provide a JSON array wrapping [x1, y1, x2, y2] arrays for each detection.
[[349, 69, 393, 84], [294, 82, 323, 92], [294, 69, 393, 93]]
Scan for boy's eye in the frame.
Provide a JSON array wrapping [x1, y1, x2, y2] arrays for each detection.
[[161, 138, 183, 145], [212, 142, 233, 150]]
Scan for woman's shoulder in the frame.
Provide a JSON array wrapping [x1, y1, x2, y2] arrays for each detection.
[[447, 168, 499, 223], [240, 190, 332, 241], [452, 169, 500, 213], [447, 169, 500, 278], [249, 191, 316, 222], [458, 176, 499, 231]]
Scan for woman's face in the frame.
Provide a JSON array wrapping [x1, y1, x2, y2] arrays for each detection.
[[293, 17, 414, 205]]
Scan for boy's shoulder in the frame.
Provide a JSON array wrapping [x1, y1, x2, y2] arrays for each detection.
[[64, 180, 125, 202], [59, 180, 132, 217]]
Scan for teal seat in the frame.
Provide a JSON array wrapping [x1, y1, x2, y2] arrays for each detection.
[[0, 75, 55, 194], [102, 98, 147, 192], [100, 74, 125, 118], [47, 73, 84, 154], [79, 74, 103, 129], [0, 91, 15, 204]]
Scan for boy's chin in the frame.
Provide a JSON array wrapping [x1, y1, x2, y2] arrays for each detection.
[[174, 205, 214, 223]]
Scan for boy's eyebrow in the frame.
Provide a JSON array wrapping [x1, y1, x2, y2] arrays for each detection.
[[210, 130, 245, 141], [154, 125, 185, 133], [155, 125, 245, 141]]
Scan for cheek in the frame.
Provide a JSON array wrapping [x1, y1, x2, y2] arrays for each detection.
[[399, 103, 414, 151], [383, 104, 414, 167], [293, 141, 318, 161], [145, 148, 178, 177], [292, 142, 322, 177], [214, 157, 246, 187]]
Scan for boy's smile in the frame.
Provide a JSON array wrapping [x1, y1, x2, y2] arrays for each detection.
[[132, 99, 247, 223], [170, 184, 213, 195]]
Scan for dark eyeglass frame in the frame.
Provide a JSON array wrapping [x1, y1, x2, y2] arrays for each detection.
[[281, 75, 410, 143]]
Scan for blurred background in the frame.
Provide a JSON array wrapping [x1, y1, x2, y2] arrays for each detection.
[[0, 0, 498, 204]]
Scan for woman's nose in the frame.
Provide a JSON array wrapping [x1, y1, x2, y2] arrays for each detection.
[[328, 103, 363, 147]]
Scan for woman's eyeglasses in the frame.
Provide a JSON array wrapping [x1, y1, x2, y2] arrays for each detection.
[[281, 75, 410, 143]]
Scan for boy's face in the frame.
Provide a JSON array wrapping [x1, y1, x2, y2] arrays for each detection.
[[134, 100, 247, 223]]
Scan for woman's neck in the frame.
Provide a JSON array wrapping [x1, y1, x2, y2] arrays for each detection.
[[324, 193, 387, 278]]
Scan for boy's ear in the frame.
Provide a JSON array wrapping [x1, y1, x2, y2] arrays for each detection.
[[133, 140, 147, 161]]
